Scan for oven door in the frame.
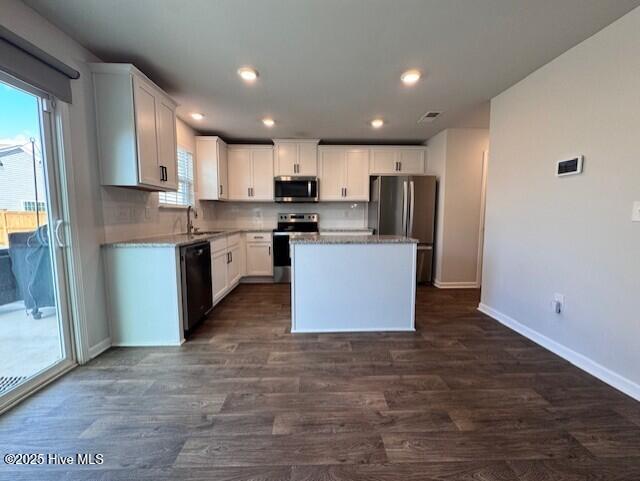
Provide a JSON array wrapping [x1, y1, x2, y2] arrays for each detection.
[[274, 177, 318, 202]]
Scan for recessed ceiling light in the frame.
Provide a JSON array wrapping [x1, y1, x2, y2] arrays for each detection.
[[371, 118, 384, 129], [401, 69, 421, 85], [262, 117, 275, 127], [238, 67, 258, 82], [190, 112, 204, 121]]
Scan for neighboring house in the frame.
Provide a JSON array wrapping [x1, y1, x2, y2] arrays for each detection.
[[0, 143, 47, 212]]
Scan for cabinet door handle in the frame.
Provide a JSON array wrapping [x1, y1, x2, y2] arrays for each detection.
[[268, 246, 271, 256], [163, 166, 167, 181], [247, 187, 251, 197], [398, 161, 402, 172], [230, 251, 233, 263], [219, 184, 223, 195], [159, 166, 164, 181], [344, 187, 347, 197]]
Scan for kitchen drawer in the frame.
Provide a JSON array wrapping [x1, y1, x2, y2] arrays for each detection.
[[210, 236, 228, 254], [227, 233, 241, 248], [246, 232, 271, 243]]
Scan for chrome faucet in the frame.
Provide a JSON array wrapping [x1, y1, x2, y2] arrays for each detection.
[[186, 205, 198, 236]]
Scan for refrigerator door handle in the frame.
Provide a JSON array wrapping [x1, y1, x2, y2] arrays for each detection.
[[409, 180, 415, 237], [402, 180, 408, 236]]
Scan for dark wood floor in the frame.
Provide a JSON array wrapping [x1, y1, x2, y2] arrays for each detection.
[[1, 285, 640, 480]]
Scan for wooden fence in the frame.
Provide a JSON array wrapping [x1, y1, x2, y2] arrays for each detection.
[[0, 210, 47, 248]]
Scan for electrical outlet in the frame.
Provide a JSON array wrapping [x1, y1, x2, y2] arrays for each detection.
[[553, 293, 565, 314], [632, 201, 640, 222]]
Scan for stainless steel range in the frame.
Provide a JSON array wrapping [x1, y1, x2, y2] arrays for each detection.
[[272, 213, 319, 283]]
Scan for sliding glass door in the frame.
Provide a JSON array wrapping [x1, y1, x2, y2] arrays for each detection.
[[0, 75, 74, 409]]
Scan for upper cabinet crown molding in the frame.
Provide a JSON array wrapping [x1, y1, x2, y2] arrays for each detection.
[[90, 63, 178, 191], [196, 136, 228, 201], [369, 146, 427, 175], [273, 139, 319, 177]]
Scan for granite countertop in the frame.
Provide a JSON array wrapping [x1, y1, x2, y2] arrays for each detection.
[[319, 228, 374, 233], [102, 228, 273, 248], [290, 234, 418, 245]]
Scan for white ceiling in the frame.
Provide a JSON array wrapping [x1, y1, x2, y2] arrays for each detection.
[[25, 0, 640, 143]]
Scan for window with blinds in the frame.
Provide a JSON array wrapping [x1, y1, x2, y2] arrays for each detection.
[[159, 148, 194, 207]]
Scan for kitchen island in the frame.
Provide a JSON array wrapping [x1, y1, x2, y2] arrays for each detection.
[[290, 234, 417, 333]]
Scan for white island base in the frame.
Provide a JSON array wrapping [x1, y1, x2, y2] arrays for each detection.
[[291, 236, 417, 333]]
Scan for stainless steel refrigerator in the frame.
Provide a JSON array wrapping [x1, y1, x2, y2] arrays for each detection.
[[368, 176, 437, 283]]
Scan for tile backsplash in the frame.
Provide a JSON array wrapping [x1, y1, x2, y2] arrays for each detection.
[[101, 185, 368, 243], [205, 201, 368, 230]]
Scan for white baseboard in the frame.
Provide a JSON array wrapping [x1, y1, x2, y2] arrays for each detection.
[[88, 337, 111, 360], [111, 340, 183, 347], [434, 280, 480, 289], [478, 303, 640, 402], [292, 327, 415, 333]]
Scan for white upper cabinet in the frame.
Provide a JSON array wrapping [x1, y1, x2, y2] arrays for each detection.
[[274, 139, 319, 176], [227, 145, 274, 201], [344, 149, 369, 200], [196, 136, 228, 200], [369, 147, 427, 175], [318, 147, 370, 201], [251, 148, 275, 200], [91, 63, 178, 191]]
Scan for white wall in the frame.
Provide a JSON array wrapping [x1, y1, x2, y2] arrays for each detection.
[[1, 0, 110, 352], [426, 130, 447, 282], [428, 128, 489, 287], [481, 7, 640, 398]]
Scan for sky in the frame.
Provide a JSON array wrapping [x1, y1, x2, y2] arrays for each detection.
[[0, 80, 41, 147]]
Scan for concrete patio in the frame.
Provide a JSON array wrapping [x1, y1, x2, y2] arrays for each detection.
[[0, 300, 61, 382]]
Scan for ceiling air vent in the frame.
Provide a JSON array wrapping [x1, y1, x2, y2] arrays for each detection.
[[418, 111, 441, 123]]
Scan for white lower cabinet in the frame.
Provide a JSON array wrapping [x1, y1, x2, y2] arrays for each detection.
[[245, 232, 273, 276], [210, 233, 243, 305], [211, 249, 229, 303], [210, 232, 264, 306]]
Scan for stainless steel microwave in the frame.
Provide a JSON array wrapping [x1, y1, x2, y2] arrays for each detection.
[[274, 176, 319, 203]]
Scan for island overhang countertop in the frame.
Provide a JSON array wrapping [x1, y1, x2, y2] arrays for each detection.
[[290, 234, 418, 245]]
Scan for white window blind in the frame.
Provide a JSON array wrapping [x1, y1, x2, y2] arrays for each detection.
[[159, 148, 194, 207]]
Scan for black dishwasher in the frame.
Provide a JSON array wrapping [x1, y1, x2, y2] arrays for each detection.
[[180, 241, 213, 335]]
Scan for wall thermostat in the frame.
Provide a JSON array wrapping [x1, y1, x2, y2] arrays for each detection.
[[556, 155, 583, 177]]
